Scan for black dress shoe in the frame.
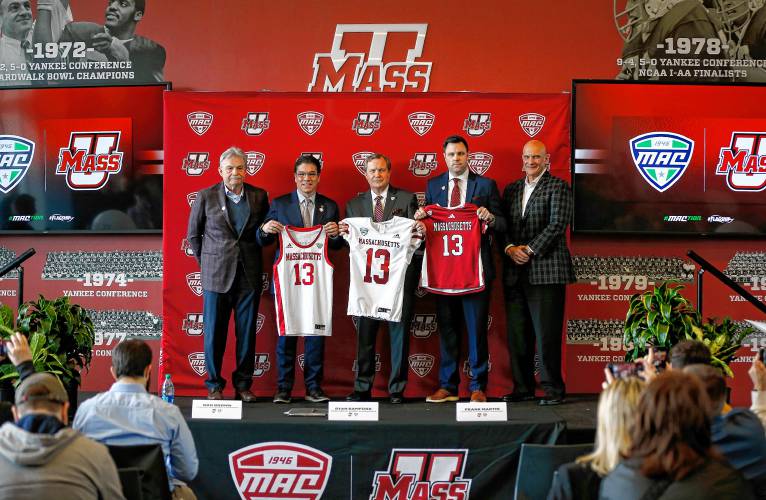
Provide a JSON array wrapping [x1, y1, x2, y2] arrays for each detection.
[[389, 393, 404, 404], [306, 388, 330, 403], [346, 390, 371, 402], [235, 389, 257, 403], [538, 397, 564, 406], [502, 393, 536, 403], [273, 390, 291, 404]]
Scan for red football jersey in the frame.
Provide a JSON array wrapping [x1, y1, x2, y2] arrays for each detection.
[[420, 203, 485, 295]]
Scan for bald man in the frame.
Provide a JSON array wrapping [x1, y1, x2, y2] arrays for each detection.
[[501, 140, 575, 406]]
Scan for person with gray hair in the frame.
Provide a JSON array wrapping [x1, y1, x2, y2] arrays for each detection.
[[0, 372, 125, 499], [187, 145, 270, 401]]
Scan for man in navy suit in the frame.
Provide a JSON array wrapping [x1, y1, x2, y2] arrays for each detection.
[[187, 146, 270, 402], [416, 135, 506, 403], [257, 155, 340, 404], [502, 140, 575, 406]]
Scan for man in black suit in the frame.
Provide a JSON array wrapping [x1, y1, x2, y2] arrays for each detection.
[[344, 153, 423, 404], [502, 140, 575, 406], [186, 146, 269, 401], [416, 135, 506, 404], [257, 155, 340, 404]]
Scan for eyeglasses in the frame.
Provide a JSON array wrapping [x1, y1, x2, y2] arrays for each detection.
[[296, 172, 318, 178]]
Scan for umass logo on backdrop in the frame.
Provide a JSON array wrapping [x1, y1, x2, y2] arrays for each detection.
[[182, 313, 203, 336], [410, 313, 437, 339], [352, 112, 381, 136], [408, 112, 435, 136], [242, 112, 270, 136], [369, 449, 472, 500], [629, 132, 694, 193], [253, 353, 271, 377], [715, 131, 766, 192], [182, 152, 210, 176], [229, 442, 332, 500], [56, 131, 124, 190], [408, 152, 438, 177], [463, 113, 491, 137]]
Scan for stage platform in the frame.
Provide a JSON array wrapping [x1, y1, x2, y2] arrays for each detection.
[[170, 395, 598, 499]]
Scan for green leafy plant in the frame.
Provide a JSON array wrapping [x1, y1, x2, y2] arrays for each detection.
[[623, 281, 702, 361], [692, 317, 753, 378], [0, 295, 95, 386]]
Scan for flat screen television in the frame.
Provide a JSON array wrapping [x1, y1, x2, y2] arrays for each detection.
[[0, 83, 166, 233], [572, 80, 766, 236]]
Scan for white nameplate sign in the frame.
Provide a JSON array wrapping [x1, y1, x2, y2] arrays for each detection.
[[191, 400, 242, 420], [456, 402, 507, 422], [328, 402, 379, 421]]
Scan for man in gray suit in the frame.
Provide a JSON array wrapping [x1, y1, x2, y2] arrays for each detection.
[[343, 153, 424, 404], [502, 140, 575, 406], [186, 146, 269, 401]]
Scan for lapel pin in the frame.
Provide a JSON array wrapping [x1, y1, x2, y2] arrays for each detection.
[[441, 186, 445, 191], [319, 206, 324, 213], [221, 206, 226, 211], [390, 196, 396, 201]]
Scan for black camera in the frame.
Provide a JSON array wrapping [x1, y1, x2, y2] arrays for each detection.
[[607, 362, 643, 379]]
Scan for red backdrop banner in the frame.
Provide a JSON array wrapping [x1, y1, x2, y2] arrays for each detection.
[[162, 91, 570, 398]]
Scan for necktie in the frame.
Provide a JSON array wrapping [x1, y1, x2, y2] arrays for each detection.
[[302, 199, 313, 227], [449, 178, 461, 207], [374, 195, 384, 222]]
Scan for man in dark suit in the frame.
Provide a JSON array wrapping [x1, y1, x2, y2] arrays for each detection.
[[344, 153, 424, 404], [416, 135, 506, 403], [186, 146, 269, 402], [502, 140, 575, 406], [257, 155, 340, 404]]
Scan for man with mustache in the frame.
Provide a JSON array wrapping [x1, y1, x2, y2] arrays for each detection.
[[187, 147, 270, 402]]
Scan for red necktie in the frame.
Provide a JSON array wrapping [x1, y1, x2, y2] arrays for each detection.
[[449, 178, 461, 207], [374, 195, 384, 222]]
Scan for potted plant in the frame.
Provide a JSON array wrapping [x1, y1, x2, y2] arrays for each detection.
[[623, 281, 702, 360], [694, 317, 752, 378], [0, 295, 95, 415], [623, 281, 752, 377]]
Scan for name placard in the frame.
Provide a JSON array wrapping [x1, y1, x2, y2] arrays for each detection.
[[456, 402, 507, 422], [328, 402, 379, 421], [191, 400, 242, 420]]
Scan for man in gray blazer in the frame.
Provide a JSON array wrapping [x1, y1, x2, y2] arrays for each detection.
[[343, 153, 424, 404], [186, 146, 269, 401], [502, 140, 575, 406]]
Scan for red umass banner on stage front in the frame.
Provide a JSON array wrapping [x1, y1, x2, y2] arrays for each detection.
[[162, 92, 570, 398]]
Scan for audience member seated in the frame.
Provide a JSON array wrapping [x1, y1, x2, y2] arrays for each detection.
[[601, 371, 753, 500], [749, 356, 766, 431], [685, 363, 766, 499], [74, 339, 199, 500], [0, 372, 125, 499], [547, 378, 644, 500], [670, 339, 712, 369]]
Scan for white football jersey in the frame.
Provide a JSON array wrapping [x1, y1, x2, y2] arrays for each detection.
[[273, 225, 333, 336], [342, 216, 420, 321]]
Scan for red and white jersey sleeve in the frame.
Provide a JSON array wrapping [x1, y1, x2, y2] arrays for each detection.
[[273, 225, 334, 336], [342, 216, 420, 321], [420, 203, 485, 295]]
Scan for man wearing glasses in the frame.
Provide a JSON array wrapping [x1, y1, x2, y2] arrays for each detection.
[[257, 155, 341, 404]]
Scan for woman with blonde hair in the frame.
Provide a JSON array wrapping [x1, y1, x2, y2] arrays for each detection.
[[547, 377, 644, 500]]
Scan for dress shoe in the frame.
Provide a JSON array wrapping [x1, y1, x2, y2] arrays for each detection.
[[426, 388, 459, 403], [273, 390, 292, 404], [389, 392, 404, 404], [502, 392, 536, 403], [538, 397, 564, 406], [346, 390, 371, 402], [470, 390, 487, 403], [207, 388, 223, 400], [235, 389, 257, 403], [305, 388, 330, 403]]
